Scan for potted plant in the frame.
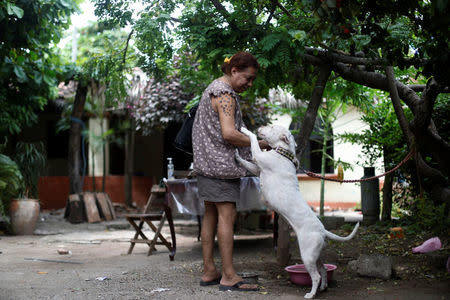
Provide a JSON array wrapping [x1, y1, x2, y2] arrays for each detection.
[[9, 142, 47, 235], [0, 154, 24, 232]]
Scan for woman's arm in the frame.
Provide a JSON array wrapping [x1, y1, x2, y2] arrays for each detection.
[[211, 93, 269, 148]]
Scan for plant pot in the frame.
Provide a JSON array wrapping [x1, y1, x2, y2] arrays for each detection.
[[9, 198, 40, 235]]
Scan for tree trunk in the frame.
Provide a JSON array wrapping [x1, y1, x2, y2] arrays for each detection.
[[124, 118, 135, 207], [296, 64, 331, 158], [68, 82, 88, 194], [381, 165, 394, 221], [381, 146, 394, 221], [101, 117, 106, 193], [385, 68, 450, 209], [319, 122, 330, 217]]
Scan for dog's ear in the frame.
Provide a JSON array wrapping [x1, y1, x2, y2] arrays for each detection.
[[289, 134, 297, 147]]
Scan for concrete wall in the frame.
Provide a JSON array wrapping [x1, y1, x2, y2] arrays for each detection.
[[38, 176, 154, 210]]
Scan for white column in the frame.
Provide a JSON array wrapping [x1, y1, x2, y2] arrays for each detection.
[[88, 118, 110, 176]]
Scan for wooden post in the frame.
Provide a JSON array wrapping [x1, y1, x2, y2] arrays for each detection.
[[276, 216, 291, 266]]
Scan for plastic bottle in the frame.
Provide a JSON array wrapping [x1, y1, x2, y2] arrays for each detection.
[[167, 157, 174, 179]]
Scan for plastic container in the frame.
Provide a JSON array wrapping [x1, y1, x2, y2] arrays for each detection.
[[285, 264, 337, 286], [167, 157, 174, 179]]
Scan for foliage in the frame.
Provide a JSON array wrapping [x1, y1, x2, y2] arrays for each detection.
[[0, 154, 23, 222], [93, 0, 448, 94], [240, 97, 272, 132], [12, 142, 47, 199], [0, 0, 78, 136], [401, 197, 450, 236], [131, 74, 193, 135], [431, 94, 450, 144], [75, 25, 133, 112], [391, 181, 416, 218]]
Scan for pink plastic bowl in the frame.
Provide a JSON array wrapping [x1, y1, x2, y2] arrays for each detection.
[[285, 264, 337, 286]]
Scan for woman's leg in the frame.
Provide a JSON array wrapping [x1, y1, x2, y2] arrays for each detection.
[[216, 202, 257, 288], [201, 201, 220, 281]]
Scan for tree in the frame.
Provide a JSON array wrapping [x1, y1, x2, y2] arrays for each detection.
[[0, 0, 78, 138], [59, 22, 133, 196], [92, 0, 449, 210]]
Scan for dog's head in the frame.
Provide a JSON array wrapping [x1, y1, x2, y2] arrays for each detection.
[[257, 125, 297, 154]]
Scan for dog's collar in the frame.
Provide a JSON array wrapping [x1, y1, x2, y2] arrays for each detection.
[[275, 147, 299, 169]]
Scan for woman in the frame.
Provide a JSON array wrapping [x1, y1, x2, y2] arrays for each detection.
[[192, 51, 269, 292]]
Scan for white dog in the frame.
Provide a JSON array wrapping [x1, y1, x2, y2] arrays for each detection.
[[236, 125, 359, 299]]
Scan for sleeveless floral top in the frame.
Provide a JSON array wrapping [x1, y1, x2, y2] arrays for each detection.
[[192, 79, 251, 179]]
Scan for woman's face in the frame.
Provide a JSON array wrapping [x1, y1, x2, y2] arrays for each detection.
[[229, 66, 257, 93]]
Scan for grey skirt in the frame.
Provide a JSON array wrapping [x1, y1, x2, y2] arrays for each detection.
[[197, 175, 240, 203]]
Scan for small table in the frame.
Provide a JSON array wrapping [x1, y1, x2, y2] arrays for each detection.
[[165, 176, 266, 215]]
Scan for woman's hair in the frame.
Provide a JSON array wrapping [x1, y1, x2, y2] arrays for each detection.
[[221, 51, 259, 75]]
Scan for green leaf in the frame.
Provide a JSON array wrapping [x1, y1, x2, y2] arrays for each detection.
[[13, 65, 27, 82], [6, 3, 24, 18], [16, 56, 25, 64], [29, 51, 38, 61], [59, 0, 72, 8], [43, 74, 55, 86], [33, 71, 43, 85], [288, 30, 306, 41]]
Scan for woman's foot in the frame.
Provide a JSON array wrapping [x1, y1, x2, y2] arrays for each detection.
[[200, 270, 221, 286], [219, 275, 258, 291]]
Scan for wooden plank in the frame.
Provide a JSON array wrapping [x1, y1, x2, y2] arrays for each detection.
[[82, 192, 101, 223], [276, 216, 291, 266], [102, 192, 116, 219], [95, 193, 113, 221]]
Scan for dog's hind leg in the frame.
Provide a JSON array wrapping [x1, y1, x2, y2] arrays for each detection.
[[317, 259, 327, 291], [303, 258, 321, 299], [299, 235, 324, 298]]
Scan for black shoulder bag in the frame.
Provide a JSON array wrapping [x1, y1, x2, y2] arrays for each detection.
[[173, 104, 198, 155]]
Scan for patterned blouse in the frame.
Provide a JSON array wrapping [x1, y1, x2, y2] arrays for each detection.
[[192, 79, 251, 179]]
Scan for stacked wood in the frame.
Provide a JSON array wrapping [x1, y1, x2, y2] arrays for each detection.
[[64, 192, 116, 223]]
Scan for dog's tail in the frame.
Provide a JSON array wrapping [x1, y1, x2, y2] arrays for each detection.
[[325, 222, 360, 242]]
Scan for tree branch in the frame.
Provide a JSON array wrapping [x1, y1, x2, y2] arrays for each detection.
[[385, 66, 414, 147], [414, 78, 440, 130], [408, 84, 449, 93], [296, 64, 331, 158], [122, 29, 134, 67], [333, 62, 421, 109], [209, 0, 239, 31], [306, 47, 427, 68], [274, 0, 293, 18]]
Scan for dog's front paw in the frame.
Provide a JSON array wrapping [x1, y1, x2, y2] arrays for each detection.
[[304, 292, 315, 299], [235, 149, 244, 163]]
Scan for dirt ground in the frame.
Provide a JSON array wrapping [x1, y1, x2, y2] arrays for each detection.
[[0, 209, 449, 300]]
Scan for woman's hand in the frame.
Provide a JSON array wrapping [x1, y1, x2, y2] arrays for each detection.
[[258, 140, 271, 150]]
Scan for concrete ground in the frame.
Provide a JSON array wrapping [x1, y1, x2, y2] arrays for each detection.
[[0, 209, 448, 300]]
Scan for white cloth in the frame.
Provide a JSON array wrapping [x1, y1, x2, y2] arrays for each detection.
[[165, 177, 265, 215]]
